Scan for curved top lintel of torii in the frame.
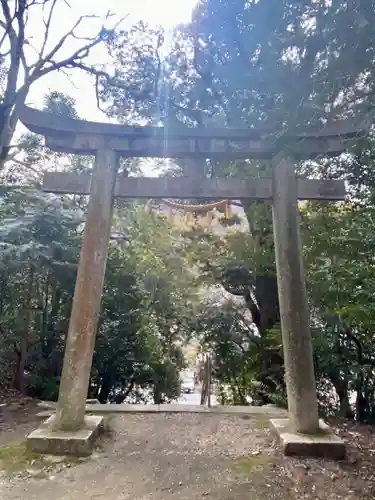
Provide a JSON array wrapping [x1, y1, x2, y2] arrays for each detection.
[[18, 105, 369, 141]]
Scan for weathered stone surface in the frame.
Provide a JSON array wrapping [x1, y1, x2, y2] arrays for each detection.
[[35, 404, 288, 420], [53, 147, 117, 433], [43, 173, 347, 201], [38, 399, 99, 410], [272, 157, 320, 434], [27, 415, 104, 457], [19, 105, 368, 158], [36, 410, 54, 418], [37, 401, 57, 409], [270, 418, 346, 460], [84, 403, 288, 417]]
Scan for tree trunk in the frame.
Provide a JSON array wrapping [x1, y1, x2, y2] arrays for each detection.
[[0, 87, 29, 170], [355, 372, 369, 423], [339, 395, 354, 419], [234, 384, 247, 405], [332, 378, 354, 419], [153, 385, 164, 404], [356, 391, 369, 423], [14, 266, 34, 392], [98, 369, 115, 403], [44, 277, 62, 377], [0, 0, 29, 169], [113, 380, 135, 404]]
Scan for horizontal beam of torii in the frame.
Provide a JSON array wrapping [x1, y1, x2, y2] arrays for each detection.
[[19, 105, 368, 159], [43, 172, 345, 201]]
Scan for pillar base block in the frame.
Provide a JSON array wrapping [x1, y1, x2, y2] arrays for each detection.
[[270, 418, 345, 460], [26, 415, 104, 457]]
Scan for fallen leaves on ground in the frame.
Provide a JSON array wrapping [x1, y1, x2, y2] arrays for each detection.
[[285, 418, 375, 499]]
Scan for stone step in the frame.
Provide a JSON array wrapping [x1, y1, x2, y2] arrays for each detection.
[[36, 404, 286, 418]]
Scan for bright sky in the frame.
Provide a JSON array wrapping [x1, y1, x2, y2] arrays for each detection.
[[27, 0, 198, 122]]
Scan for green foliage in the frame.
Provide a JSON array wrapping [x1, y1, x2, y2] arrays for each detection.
[[0, 181, 197, 403], [303, 198, 375, 421], [0, 186, 82, 266], [192, 297, 285, 406], [0, 75, 199, 404], [43, 92, 79, 119]]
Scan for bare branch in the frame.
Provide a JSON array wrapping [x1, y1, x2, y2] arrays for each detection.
[[21, 37, 41, 60], [0, 0, 17, 50], [33, 14, 99, 74], [26, 0, 51, 6], [71, 33, 100, 42], [0, 1, 127, 166], [0, 2, 17, 37], [70, 60, 136, 115], [0, 0, 27, 106], [56, 68, 79, 89], [67, 61, 119, 83], [33, 35, 102, 79], [39, 0, 58, 58], [0, 19, 10, 50], [16, 1, 29, 75], [0, 49, 11, 58]]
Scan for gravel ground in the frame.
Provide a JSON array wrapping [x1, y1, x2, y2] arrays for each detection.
[[0, 413, 291, 500], [1, 403, 375, 499], [283, 418, 375, 499]]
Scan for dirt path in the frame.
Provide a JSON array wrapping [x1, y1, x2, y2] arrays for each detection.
[[0, 413, 291, 500], [0, 400, 41, 446], [1, 409, 374, 499]]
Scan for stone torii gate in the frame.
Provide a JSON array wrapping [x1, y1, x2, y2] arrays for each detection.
[[20, 105, 362, 458]]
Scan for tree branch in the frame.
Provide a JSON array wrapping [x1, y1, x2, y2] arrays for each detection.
[[0, 0, 28, 161], [65, 61, 129, 112], [0, 3, 127, 166], [39, 0, 58, 58], [16, 0, 29, 76], [31, 14, 102, 76]]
